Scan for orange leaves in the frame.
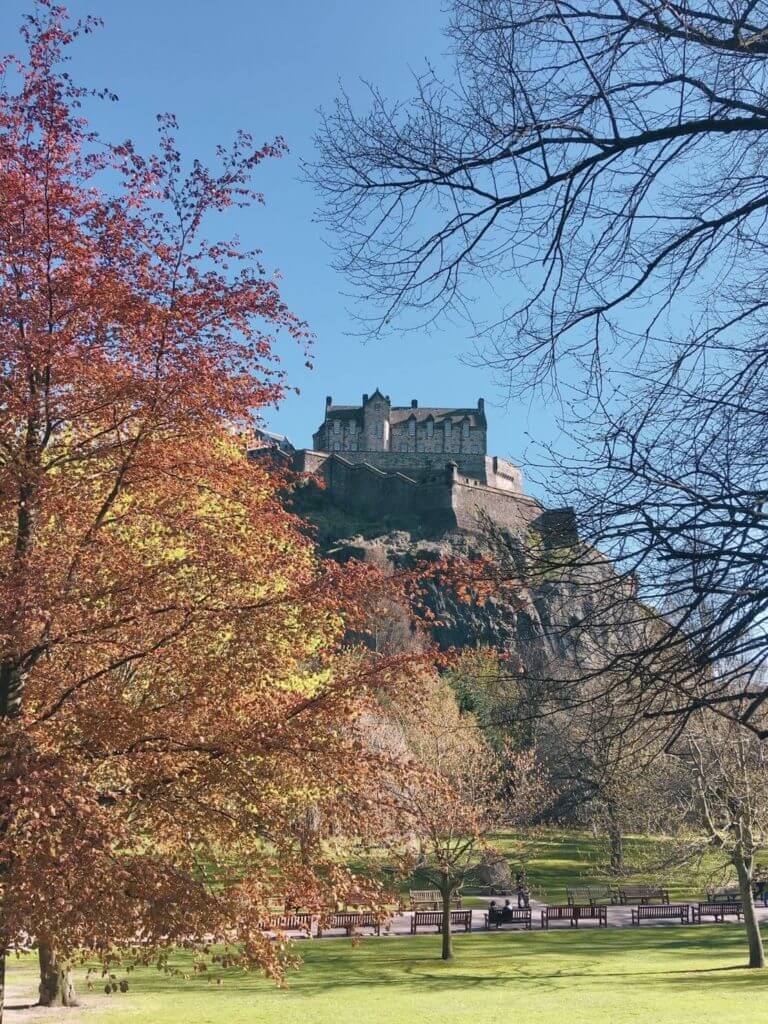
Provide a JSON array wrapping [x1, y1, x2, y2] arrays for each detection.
[[0, 1, 430, 988]]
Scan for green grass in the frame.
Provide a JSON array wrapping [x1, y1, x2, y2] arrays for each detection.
[[9, 926, 768, 1024], [489, 829, 752, 904]]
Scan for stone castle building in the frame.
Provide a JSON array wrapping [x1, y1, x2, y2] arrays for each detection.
[[260, 388, 574, 542], [310, 389, 523, 492]]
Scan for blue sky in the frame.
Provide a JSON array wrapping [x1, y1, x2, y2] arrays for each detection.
[[0, 1, 560, 498]]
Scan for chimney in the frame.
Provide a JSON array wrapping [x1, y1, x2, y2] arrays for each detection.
[[326, 395, 333, 408], [478, 397, 485, 414], [362, 393, 369, 404], [411, 399, 418, 408]]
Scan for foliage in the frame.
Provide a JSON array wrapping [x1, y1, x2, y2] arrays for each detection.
[[0, 3, 426, 1011]]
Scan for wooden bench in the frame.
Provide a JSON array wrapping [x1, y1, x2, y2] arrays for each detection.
[[409, 889, 462, 911], [410, 909, 472, 934], [692, 902, 743, 923], [541, 904, 607, 928], [618, 885, 670, 905], [266, 913, 314, 933], [541, 905, 577, 928], [484, 907, 532, 930], [574, 904, 608, 927], [707, 886, 741, 903], [566, 885, 615, 906], [631, 904, 689, 926], [317, 912, 382, 937]]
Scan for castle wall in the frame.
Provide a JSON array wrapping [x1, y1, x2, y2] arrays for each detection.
[[307, 449, 488, 483], [389, 418, 486, 457], [450, 476, 542, 534], [290, 448, 575, 543]]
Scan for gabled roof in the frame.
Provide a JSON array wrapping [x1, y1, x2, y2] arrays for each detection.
[[390, 407, 484, 427]]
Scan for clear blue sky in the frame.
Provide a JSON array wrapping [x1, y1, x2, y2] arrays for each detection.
[[0, 1, 560, 498]]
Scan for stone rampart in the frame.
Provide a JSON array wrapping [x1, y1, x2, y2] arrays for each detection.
[[291, 450, 575, 543]]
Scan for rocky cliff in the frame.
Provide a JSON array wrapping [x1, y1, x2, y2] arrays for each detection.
[[292, 482, 622, 675]]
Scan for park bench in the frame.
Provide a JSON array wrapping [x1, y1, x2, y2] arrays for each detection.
[[631, 904, 689, 926], [692, 902, 743, 923], [410, 909, 472, 934], [266, 913, 314, 933], [409, 889, 462, 911], [541, 905, 577, 928], [566, 885, 616, 906], [707, 886, 741, 903], [618, 884, 670, 905], [574, 904, 608, 927], [317, 912, 382, 937], [484, 907, 532, 930], [541, 904, 607, 928]]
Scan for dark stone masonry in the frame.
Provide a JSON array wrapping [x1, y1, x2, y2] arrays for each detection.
[[253, 388, 576, 546]]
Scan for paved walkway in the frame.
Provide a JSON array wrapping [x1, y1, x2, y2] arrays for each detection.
[[293, 896, 768, 940]]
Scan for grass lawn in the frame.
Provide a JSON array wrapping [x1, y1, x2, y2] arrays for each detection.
[[489, 829, 753, 903], [9, 925, 768, 1024]]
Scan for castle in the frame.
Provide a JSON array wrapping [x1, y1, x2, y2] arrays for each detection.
[[263, 389, 575, 542]]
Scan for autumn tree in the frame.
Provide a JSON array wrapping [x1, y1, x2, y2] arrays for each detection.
[[389, 677, 545, 960], [0, 5, 423, 1017]]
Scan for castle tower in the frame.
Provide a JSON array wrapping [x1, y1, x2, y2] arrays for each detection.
[[361, 389, 391, 451]]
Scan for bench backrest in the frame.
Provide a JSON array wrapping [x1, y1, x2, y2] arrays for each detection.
[[698, 901, 742, 914], [328, 912, 377, 926], [414, 909, 469, 924], [707, 888, 740, 901], [545, 905, 575, 918], [268, 914, 312, 929], [636, 903, 680, 916], [410, 890, 440, 901], [566, 888, 592, 903]]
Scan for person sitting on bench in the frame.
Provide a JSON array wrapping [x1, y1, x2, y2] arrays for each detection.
[[501, 899, 514, 921]]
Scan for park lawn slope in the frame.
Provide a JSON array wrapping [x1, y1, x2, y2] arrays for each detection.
[[9, 926, 768, 1024]]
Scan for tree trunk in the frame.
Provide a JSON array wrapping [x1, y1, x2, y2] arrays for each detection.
[[607, 822, 624, 875], [0, 660, 26, 1024], [38, 939, 77, 1007], [440, 877, 453, 962], [735, 854, 765, 969]]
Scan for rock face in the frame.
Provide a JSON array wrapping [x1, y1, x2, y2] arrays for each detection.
[[325, 525, 613, 675], [291, 479, 629, 678]]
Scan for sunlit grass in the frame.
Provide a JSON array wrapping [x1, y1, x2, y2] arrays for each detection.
[[9, 925, 768, 1024]]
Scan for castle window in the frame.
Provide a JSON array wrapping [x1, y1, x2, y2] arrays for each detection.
[[333, 419, 341, 433], [409, 419, 416, 436], [462, 420, 470, 438], [333, 441, 341, 451], [426, 420, 434, 437], [349, 420, 356, 434]]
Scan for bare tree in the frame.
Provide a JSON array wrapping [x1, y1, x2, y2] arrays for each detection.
[[311, 1, 768, 732], [672, 706, 768, 968]]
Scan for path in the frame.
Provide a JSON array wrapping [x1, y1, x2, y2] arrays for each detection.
[[286, 895, 768, 938]]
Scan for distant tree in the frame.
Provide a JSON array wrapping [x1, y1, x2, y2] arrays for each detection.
[[392, 679, 546, 960], [672, 705, 768, 968]]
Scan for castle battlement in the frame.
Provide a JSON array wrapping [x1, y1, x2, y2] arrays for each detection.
[[252, 389, 576, 544]]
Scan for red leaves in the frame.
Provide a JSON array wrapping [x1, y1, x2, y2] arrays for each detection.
[[0, 2, 429, 986]]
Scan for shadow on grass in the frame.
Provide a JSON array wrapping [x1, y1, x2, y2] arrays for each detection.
[[104, 925, 765, 1002]]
